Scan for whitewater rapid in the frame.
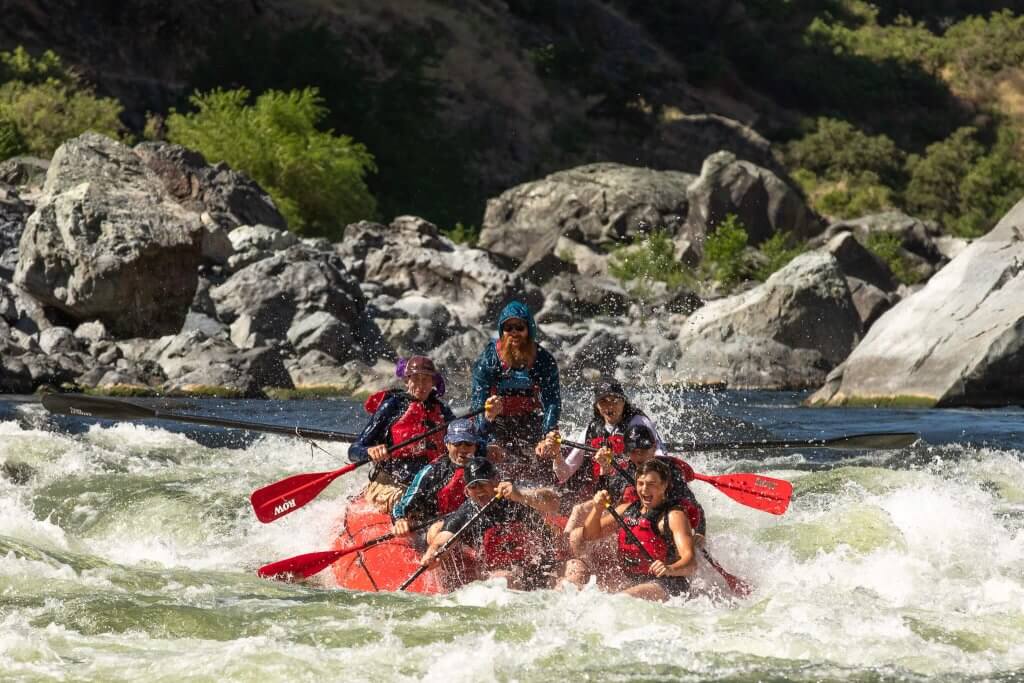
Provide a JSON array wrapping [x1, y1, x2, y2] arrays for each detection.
[[1, 396, 1022, 681]]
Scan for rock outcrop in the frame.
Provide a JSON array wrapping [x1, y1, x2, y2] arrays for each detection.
[[808, 198, 1024, 407]]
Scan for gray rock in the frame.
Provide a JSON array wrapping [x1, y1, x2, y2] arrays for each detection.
[[338, 217, 538, 324], [74, 320, 110, 343], [228, 224, 298, 252], [683, 151, 822, 252], [0, 157, 49, 188], [287, 311, 349, 359], [38, 326, 82, 355], [825, 232, 897, 292], [211, 246, 385, 363], [814, 211, 947, 270], [807, 197, 1024, 407], [286, 350, 362, 392], [480, 163, 693, 274], [181, 310, 229, 339], [847, 277, 896, 330], [151, 331, 292, 397], [134, 141, 286, 231], [0, 183, 30, 279], [672, 251, 861, 389], [14, 133, 205, 337]]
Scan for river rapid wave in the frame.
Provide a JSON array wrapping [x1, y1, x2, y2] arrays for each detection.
[[1, 393, 1022, 682]]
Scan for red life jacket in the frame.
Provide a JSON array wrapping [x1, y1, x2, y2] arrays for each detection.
[[617, 501, 679, 576], [436, 467, 466, 514], [482, 521, 530, 569], [364, 389, 445, 461], [488, 342, 541, 416]]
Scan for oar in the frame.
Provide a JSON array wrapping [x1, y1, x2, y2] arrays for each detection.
[[250, 407, 485, 523], [258, 516, 442, 580], [594, 452, 753, 596], [399, 492, 501, 591], [561, 439, 792, 515], [666, 431, 919, 452], [41, 393, 359, 442]]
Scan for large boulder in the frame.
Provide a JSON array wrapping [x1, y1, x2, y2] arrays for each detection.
[[478, 163, 694, 274], [670, 251, 861, 389], [210, 245, 386, 362], [14, 133, 205, 337], [682, 151, 822, 253], [338, 216, 539, 324], [0, 183, 31, 279], [807, 198, 1024, 407]]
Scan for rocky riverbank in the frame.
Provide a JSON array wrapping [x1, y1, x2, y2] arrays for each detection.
[[4, 131, 1015, 407]]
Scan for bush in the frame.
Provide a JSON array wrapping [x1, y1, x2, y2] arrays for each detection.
[[787, 117, 905, 186], [166, 87, 376, 239], [0, 47, 123, 160], [864, 232, 922, 284], [754, 231, 806, 281], [609, 229, 694, 298], [954, 127, 1024, 236], [701, 214, 750, 288], [443, 222, 479, 246]]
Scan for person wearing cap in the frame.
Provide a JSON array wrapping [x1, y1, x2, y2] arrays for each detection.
[[420, 457, 561, 590], [390, 418, 487, 543], [470, 300, 562, 485], [554, 375, 666, 508], [349, 355, 455, 512]]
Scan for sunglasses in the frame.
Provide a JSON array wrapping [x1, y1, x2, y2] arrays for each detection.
[[502, 323, 527, 333]]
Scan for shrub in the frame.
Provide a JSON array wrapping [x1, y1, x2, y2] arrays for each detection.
[[609, 229, 694, 298], [0, 47, 123, 160], [864, 232, 922, 284], [754, 231, 806, 281], [954, 127, 1024, 237], [166, 87, 376, 239], [701, 214, 751, 289], [443, 222, 479, 246], [787, 117, 905, 186]]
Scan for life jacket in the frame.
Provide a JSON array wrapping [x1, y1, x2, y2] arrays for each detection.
[[364, 389, 446, 461], [620, 460, 706, 536], [481, 521, 530, 569], [617, 501, 680, 576], [436, 467, 466, 515], [488, 342, 541, 416]]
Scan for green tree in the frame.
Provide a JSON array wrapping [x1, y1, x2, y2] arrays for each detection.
[[701, 214, 750, 289], [787, 117, 905, 186], [904, 127, 984, 230], [166, 87, 377, 239], [609, 229, 694, 299], [754, 231, 806, 281], [954, 127, 1024, 236], [0, 46, 123, 160]]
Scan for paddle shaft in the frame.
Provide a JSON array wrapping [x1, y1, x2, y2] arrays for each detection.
[[42, 393, 359, 442], [399, 493, 501, 591]]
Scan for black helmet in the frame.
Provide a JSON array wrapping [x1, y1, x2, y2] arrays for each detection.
[[624, 423, 656, 451], [593, 375, 626, 402], [463, 457, 498, 486]]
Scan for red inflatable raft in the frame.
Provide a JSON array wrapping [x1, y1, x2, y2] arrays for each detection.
[[329, 494, 480, 594]]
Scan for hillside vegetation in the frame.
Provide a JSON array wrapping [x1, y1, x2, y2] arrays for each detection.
[[3, 1, 1024, 241]]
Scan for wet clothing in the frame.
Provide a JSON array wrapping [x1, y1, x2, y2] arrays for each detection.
[[391, 443, 487, 523], [616, 500, 689, 596], [471, 301, 561, 439], [619, 457, 706, 536], [442, 497, 558, 582], [555, 409, 664, 510], [349, 390, 455, 486]]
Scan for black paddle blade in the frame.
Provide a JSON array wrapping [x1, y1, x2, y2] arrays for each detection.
[[671, 432, 920, 452], [42, 393, 157, 421]]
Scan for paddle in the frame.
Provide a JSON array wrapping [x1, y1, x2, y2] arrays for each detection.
[[399, 492, 501, 591], [258, 516, 442, 580], [666, 431, 919, 452], [41, 393, 359, 442], [250, 406, 486, 523], [561, 439, 792, 515]]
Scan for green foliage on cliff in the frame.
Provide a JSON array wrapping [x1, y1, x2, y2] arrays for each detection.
[[754, 232, 807, 281], [609, 229, 694, 298], [0, 47, 123, 160], [166, 87, 376, 239], [863, 232, 923, 284], [701, 215, 751, 289]]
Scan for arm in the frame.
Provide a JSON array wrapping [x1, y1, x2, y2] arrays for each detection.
[[470, 343, 497, 432], [496, 481, 559, 515], [535, 349, 561, 434], [581, 490, 618, 541], [348, 397, 401, 463], [420, 530, 456, 567], [552, 428, 587, 484], [651, 510, 696, 578], [391, 463, 436, 522]]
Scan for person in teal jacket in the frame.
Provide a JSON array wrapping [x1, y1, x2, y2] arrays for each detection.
[[471, 300, 561, 485]]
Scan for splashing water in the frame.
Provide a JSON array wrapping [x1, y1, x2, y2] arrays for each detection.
[[1, 394, 1022, 682]]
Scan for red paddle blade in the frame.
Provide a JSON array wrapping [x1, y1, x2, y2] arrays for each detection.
[[694, 472, 793, 515], [250, 462, 360, 523], [258, 549, 344, 579]]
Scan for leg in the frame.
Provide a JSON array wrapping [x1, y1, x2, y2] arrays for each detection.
[[425, 519, 445, 545], [620, 581, 670, 602]]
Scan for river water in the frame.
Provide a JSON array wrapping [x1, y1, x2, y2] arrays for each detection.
[[1, 390, 1022, 682]]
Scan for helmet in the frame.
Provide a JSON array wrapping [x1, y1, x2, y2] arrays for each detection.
[[624, 423, 656, 451], [463, 457, 499, 486]]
